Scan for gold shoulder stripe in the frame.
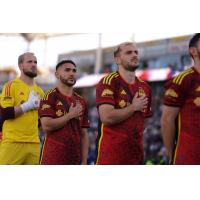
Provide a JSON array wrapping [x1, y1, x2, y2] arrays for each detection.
[[107, 73, 119, 85], [5, 81, 13, 97], [177, 70, 194, 85], [103, 72, 116, 84], [46, 89, 56, 100], [173, 68, 192, 84], [43, 89, 55, 100]]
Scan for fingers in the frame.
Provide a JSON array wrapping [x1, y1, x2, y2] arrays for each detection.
[[131, 91, 149, 111], [133, 92, 138, 99]]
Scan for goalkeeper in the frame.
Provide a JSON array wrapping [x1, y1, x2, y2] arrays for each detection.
[[0, 52, 44, 165]]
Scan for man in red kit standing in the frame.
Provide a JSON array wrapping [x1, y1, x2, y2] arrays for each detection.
[[161, 33, 200, 165], [96, 42, 152, 165], [39, 60, 90, 165]]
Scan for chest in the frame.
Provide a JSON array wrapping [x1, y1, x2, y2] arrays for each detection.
[[113, 84, 148, 109], [185, 82, 200, 108], [14, 85, 39, 105]]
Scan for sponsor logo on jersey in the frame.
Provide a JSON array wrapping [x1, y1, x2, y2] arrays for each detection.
[[119, 100, 126, 108], [101, 89, 113, 97], [196, 86, 200, 92], [2, 96, 12, 101], [57, 101, 63, 106], [120, 89, 127, 95], [194, 97, 200, 107], [56, 110, 63, 117], [41, 104, 51, 110], [165, 89, 178, 98]]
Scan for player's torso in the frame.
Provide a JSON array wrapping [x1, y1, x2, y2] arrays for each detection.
[[104, 76, 149, 136], [2, 80, 43, 143], [179, 72, 200, 135], [45, 91, 84, 144]]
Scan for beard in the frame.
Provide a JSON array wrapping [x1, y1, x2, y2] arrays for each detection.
[[60, 76, 76, 87], [23, 70, 37, 78], [124, 64, 140, 72]]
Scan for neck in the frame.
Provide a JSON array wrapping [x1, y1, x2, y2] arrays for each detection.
[[119, 67, 136, 84], [20, 74, 34, 86], [57, 83, 73, 96]]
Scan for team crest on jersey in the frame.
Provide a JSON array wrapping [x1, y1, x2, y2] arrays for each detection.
[[195, 86, 200, 92], [119, 100, 126, 108], [101, 89, 113, 97], [120, 89, 127, 95], [56, 110, 63, 117], [139, 88, 146, 97], [57, 101, 63, 106], [19, 92, 24, 95], [194, 97, 200, 107], [165, 89, 178, 98], [42, 104, 51, 110]]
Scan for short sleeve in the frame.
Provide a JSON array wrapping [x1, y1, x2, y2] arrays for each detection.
[[0, 81, 15, 107], [96, 79, 115, 107], [163, 78, 186, 107], [39, 92, 56, 118]]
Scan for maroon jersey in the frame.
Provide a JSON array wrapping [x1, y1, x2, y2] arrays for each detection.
[[39, 88, 89, 165], [164, 67, 200, 164], [96, 71, 152, 164]]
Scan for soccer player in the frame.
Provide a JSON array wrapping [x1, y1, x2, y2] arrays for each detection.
[[0, 52, 44, 165], [96, 42, 152, 165], [39, 60, 90, 165], [161, 33, 200, 164]]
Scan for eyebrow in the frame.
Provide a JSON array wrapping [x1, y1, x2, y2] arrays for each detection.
[[65, 67, 77, 72]]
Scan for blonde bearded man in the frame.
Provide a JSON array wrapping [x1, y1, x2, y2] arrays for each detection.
[[0, 52, 44, 165]]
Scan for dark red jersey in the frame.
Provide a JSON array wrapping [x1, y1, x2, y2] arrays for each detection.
[[39, 88, 89, 164], [164, 67, 200, 164], [96, 71, 152, 164]]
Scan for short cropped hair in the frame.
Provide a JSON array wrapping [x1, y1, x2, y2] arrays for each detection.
[[114, 42, 134, 57], [56, 60, 76, 70], [18, 52, 35, 66], [189, 33, 200, 48]]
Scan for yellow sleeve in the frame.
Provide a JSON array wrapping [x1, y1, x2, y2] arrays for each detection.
[[1, 81, 15, 108]]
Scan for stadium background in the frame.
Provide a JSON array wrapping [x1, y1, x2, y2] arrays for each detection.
[[0, 33, 193, 164]]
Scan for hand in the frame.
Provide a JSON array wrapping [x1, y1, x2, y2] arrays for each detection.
[[131, 92, 148, 112], [68, 101, 83, 120], [20, 91, 40, 113]]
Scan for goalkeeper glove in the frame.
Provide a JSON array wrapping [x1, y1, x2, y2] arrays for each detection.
[[20, 91, 40, 113]]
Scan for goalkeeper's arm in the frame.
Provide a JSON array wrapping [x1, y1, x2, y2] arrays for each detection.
[[0, 91, 40, 119]]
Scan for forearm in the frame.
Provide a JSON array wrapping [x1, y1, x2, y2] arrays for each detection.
[[14, 106, 24, 117], [99, 104, 135, 126], [41, 113, 73, 132], [161, 118, 176, 159], [81, 129, 89, 164]]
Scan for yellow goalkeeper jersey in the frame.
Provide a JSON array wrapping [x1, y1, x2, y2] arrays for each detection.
[[0, 78, 44, 143]]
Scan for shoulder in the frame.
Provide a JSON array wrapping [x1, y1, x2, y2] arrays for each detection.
[[137, 77, 151, 91], [102, 72, 119, 85], [74, 92, 87, 104], [3, 79, 18, 88], [98, 72, 119, 87], [171, 67, 194, 86], [35, 84, 44, 93], [2, 79, 17, 96], [42, 88, 57, 101]]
